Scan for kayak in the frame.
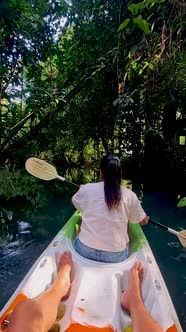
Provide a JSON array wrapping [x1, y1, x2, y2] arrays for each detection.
[[0, 211, 183, 332]]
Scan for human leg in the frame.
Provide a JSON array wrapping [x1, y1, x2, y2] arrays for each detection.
[[8, 251, 73, 332], [121, 262, 164, 332]]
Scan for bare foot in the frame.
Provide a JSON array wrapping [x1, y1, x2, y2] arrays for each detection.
[[121, 261, 144, 314], [57, 251, 73, 299], [59, 251, 73, 272]]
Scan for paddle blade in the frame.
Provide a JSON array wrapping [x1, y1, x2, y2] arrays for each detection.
[[25, 158, 58, 181], [178, 230, 186, 248]]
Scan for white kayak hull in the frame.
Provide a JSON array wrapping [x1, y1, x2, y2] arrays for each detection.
[[0, 211, 183, 332]]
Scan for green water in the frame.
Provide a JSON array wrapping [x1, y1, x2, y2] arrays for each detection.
[[0, 179, 185, 330], [143, 192, 186, 330]]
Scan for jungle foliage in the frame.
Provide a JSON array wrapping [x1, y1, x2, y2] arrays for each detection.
[[0, 0, 185, 191]]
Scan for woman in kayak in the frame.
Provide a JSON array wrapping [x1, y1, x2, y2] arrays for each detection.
[[72, 154, 149, 263]]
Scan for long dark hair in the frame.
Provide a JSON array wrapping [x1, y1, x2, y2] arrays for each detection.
[[100, 154, 121, 209]]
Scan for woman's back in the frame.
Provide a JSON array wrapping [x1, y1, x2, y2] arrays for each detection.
[[72, 154, 148, 262], [72, 181, 145, 252]]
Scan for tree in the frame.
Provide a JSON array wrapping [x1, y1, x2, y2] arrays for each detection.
[[0, 0, 185, 194]]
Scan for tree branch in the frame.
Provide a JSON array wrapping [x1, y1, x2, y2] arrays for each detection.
[[0, 63, 106, 157], [0, 112, 35, 152]]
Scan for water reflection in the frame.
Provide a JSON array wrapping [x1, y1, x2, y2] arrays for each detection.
[[0, 166, 85, 241]]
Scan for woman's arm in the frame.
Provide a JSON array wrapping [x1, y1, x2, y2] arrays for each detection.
[[72, 185, 86, 211], [139, 214, 149, 226]]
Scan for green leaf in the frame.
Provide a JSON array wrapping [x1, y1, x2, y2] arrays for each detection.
[[148, 63, 154, 70], [128, 4, 139, 15], [133, 15, 142, 23], [158, 133, 164, 139], [143, 62, 149, 70], [133, 16, 150, 34], [140, 19, 149, 33], [136, 0, 163, 11], [177, 197, 186, 208], [131, 61, 137, 69], [136, 2, 146, 10], [41, 73, 48, 81], [118, 19, 130, 32], [129, 0, 162, 17]]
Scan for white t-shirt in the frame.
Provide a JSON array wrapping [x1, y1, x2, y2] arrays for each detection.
[[72, 182, 145, 252]]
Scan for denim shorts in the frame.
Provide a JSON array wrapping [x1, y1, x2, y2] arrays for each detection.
[[74, 237, 129, 263]]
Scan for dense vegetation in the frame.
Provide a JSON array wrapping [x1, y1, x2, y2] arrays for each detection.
[[0, 0, 185, 195], [0, 5, 185, 326]]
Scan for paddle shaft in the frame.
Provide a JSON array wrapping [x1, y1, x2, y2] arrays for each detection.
[[56, 174, 79, 188], [63, 178, 79, 188], [150, 219, 168, 230], [149, 219, 186, 239], [40, 170, 79, 188]]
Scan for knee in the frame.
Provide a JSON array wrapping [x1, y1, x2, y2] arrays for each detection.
[[13, 298, 44, 320]]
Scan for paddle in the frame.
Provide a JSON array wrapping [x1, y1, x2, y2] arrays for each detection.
[[25, 157, 79, 188], [149, 219, 186, 247], [25, 157, 186, 248]]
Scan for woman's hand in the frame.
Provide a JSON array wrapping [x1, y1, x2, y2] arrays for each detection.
[[140, 214, 149, 226]]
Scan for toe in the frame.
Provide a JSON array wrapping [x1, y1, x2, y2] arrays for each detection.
[[137, 263, 144, 282], [133, 261, 140, 272]]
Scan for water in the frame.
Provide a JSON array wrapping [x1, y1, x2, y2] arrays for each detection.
[[0, 183, 76, 310], [143, 192, 186, 330], [0, 184, 185, 330]]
